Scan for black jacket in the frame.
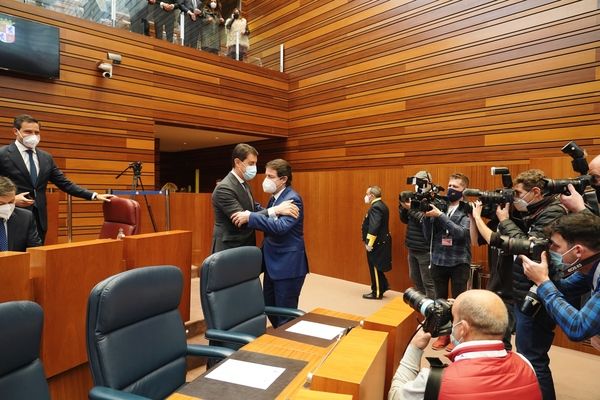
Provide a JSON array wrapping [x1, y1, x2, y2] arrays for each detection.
[[399, 206, 429, 252], [362, 199, 392, 272], [497, 196, 567, 300]]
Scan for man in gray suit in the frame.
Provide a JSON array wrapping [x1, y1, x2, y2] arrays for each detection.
[[211, 143, 298, 253], [0, 176, 41, 251]]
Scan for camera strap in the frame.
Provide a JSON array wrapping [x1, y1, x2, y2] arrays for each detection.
[[563, 252, 600, 277], [424, 357, 447, 400]]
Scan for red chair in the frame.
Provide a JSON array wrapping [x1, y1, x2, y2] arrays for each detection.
[[99, 197, 141, 239]]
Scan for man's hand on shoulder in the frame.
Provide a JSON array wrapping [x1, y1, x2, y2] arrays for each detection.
[[231, 210, 250, 227], [15, 192, 34, 207], [273, 199, 299, 218]]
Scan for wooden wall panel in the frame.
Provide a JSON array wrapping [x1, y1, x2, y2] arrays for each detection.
[[0, 1, 288, 243], [240, 0, 600, 290]]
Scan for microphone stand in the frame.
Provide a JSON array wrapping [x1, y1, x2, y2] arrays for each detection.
[[114, 162, 157, 232]]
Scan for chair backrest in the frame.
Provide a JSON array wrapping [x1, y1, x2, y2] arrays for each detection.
[[99, 197, 141, 239], [0, 301, 50, 400], [86, 266, 187, 399], [200, 246, 267, 349]]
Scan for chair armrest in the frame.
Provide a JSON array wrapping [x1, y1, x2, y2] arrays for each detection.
[[187, 344, 234, 359], [205, 328, 256, 345], [89, 386, 151, 400], [264, 306, 305, 318]]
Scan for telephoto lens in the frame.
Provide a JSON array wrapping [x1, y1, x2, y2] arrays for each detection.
[[403, 288, 453, 337]]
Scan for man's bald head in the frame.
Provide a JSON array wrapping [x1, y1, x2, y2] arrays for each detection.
[[453, 290, 508, 339]]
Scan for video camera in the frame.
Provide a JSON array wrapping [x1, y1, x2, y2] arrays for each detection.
[[129, 161, 143, 176], [403, 288, 452, 337], [463, 167, 514, 218], [401, 176, 447, 213]]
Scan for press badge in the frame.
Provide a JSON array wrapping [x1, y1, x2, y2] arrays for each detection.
[[441, 234, 453, 246]]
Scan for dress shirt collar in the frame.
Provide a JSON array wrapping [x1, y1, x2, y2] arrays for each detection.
[[230, 169, 244, 184], [15, 140, 36, 154]]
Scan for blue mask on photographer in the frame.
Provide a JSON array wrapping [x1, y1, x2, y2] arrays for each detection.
[[450, 320, 463, 347], [446, 188, 463, 202], [549, 246, 579, 277]]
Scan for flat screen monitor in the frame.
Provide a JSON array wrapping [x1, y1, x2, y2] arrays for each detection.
[[0, 12, 60, 79]]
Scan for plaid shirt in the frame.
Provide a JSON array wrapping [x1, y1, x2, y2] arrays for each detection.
[[537, 261, 600, 341], [423, 203, 471, 267]]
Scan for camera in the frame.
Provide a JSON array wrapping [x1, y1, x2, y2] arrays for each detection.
[[489, 235, 548, 262], [403, 288, 453, 337], [562, 141, 588, 175], [97, 61, 113, 78], [463, 167, 514, 218], [404, 176, 447, 213], [542, 175, 592, 196], [129, 161, 143, 176], [489, 235, 549, 316]]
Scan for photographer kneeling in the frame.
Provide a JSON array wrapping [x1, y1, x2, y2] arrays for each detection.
[[389, 289, 541, 400], [521, 212, 600, 349]]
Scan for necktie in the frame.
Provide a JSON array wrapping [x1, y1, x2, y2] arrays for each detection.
[[268, 196, 275, 208], [26, 150, 37, 186], [0, 219, 7, 251], [242, 182, 254, 211]]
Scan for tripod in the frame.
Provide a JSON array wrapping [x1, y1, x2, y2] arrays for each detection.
[[115, 161, 157, 232]]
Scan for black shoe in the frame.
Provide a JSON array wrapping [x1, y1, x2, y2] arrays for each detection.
[[362, 292, 383, 300]]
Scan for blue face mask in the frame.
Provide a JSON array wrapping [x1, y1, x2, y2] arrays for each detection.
[[450, 320, 463, 347], [549, 246, 579, 277], [243, 164, 257, 181]]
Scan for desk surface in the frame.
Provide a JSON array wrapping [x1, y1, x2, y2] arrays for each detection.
[[168, 308, 363, 400]]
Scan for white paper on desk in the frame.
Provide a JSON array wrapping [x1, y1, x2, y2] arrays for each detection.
[[285, 320, 346, 340], [204, 359, 285, 390]]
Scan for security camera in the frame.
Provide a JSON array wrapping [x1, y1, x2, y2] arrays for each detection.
[[107, 52, 122, 64], [97, 61, 113, 78]]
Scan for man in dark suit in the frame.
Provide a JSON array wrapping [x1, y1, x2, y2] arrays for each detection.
[[0, 115, 114, 242], [211, 143, 298, 253], [0, 176, 41, 251], [362, 185, 392, 299], [232, 159, 308, 327]]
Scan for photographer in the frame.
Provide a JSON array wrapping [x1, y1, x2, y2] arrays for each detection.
[[389, 289, 541, 400], [560, 154, 600, 213], [496, 169, 567, 400], [423, 173, 471, 351], [470, 200, 518, 351], [399, 170, 435, 298], [521, 212, 600, 344]]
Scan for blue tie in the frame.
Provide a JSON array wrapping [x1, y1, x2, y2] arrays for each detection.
[[268, 196, 275, 208], [0, 219, 7, 251], [27, 150, 37, 186]]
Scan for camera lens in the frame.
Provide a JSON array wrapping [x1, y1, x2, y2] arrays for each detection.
[[403, 288, 434, 316]]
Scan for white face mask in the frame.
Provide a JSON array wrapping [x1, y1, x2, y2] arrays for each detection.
[[0, 203, 15, 221], [364, 195, 371, 204], [513, 190, 532, 212], [262, 178, 277, 194], [19, 131, 40, 149], [450, 320, 463, 347], [210, 1, 217, 8]]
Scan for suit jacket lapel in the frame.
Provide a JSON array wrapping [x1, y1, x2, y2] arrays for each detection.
[[7, 143, 31, 185], [229, 172, 253, 211]]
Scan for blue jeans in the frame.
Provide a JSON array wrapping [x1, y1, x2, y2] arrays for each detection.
[[513, 304, 556, 400]]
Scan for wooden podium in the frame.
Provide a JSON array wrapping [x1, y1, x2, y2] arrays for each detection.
[[0, 251, 31, 302], [362, 297, 417, 393], [122, 230, 192, 322], [310, 328, 388, 400], [28, 239, 125, 400]]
